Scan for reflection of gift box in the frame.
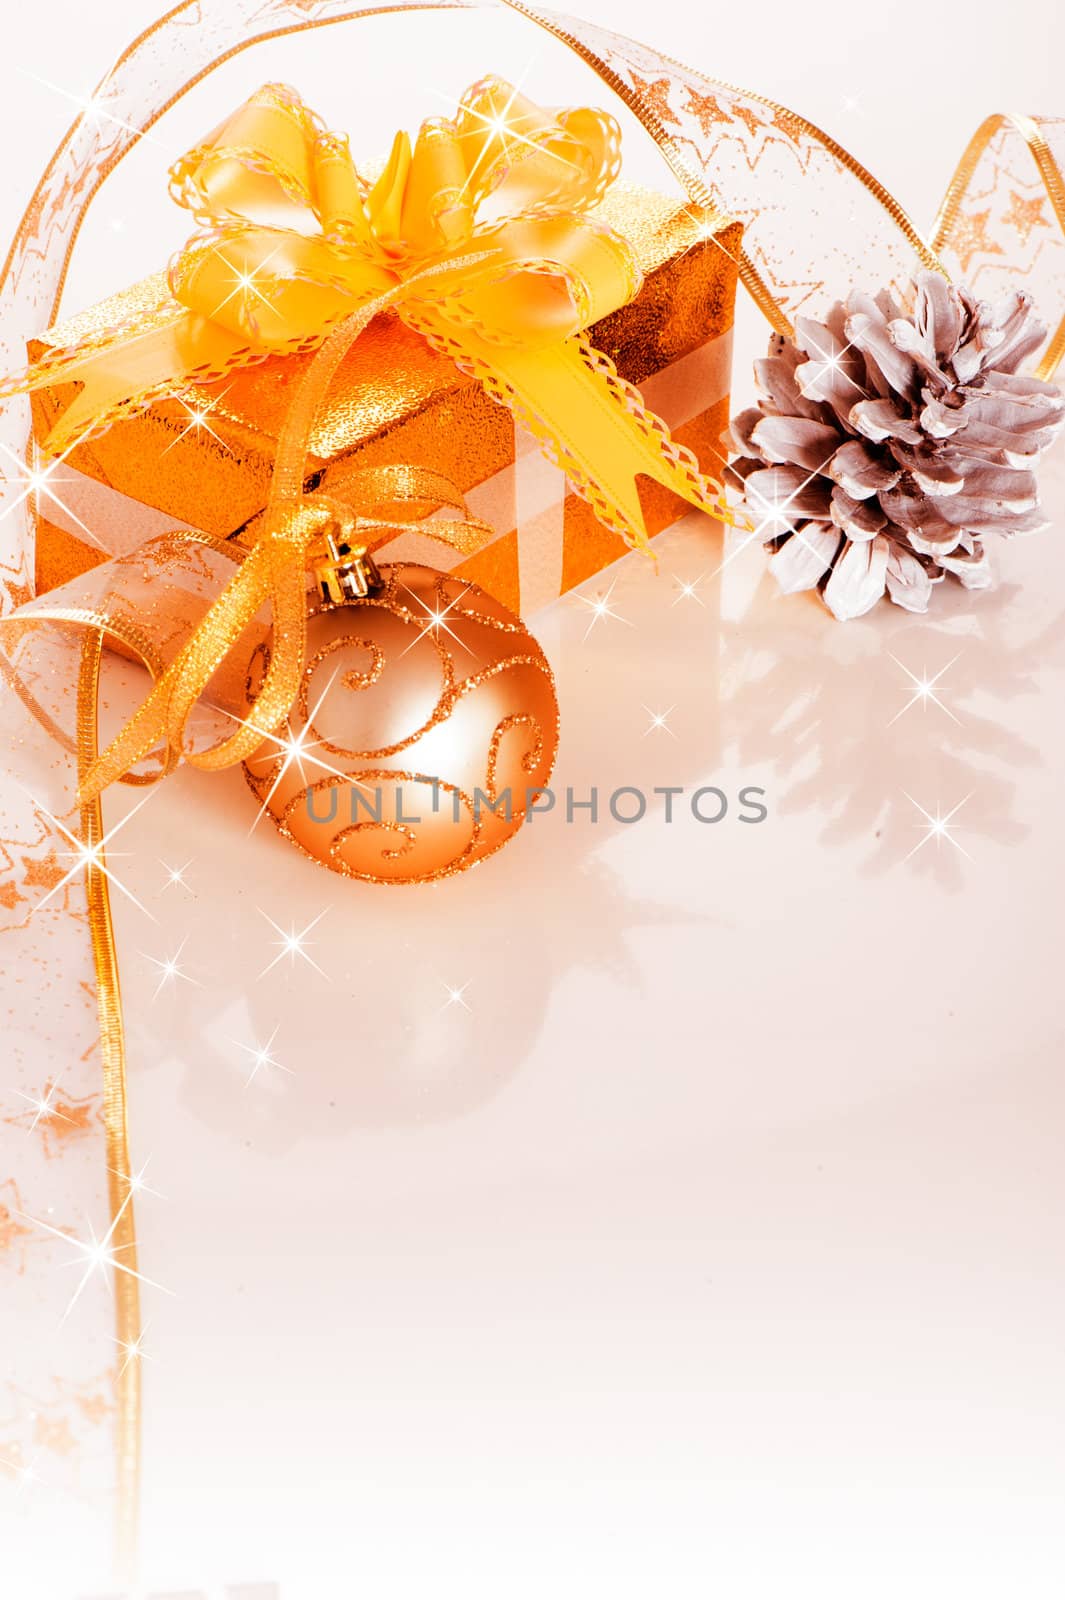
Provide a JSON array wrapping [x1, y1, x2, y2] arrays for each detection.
[[31, 187, 740, 616]]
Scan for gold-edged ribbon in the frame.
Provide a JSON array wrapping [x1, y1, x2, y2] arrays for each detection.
[[930, 110, 1065, 381], [76, 268, 499, 803], [3, 74, 734, 546], [3, 74, 741, 804], [5, 9, 1065, 1587]]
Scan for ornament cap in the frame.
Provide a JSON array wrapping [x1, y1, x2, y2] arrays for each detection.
[[313, 531, 382, 606]]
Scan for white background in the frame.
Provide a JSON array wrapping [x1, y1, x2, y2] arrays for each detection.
[[6, 0, 1065, 398], [3, 4, 1065, 1599]]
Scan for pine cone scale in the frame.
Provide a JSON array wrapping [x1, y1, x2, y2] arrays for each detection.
[[729, 271, 1065, 619]]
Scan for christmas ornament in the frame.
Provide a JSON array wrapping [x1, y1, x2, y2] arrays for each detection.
[[729, 272, 1065, 620], [5, 77, 735, 563], [4, 0, 1065, 1578], [242, 551, 559, 884]]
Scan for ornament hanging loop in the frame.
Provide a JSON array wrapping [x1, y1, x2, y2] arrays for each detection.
[[312, 528, 382, 607]]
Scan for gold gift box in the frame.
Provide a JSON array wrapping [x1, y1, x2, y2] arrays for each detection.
[[31, 188, 741, 614]]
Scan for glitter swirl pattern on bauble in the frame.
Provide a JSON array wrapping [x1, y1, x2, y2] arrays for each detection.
[[241, 563, 560, 884]]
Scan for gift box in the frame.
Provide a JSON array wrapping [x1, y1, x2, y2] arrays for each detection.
[[31, 186, 740, 616]]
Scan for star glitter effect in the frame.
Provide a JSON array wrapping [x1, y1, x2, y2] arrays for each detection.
[[903, 793, 973, 862], [115, 1322, 153, 1376], [210, 247, 284, 330], [232, 1025, 293, 1087], [160, 858, 194, 893], [24, 790, 157, 922], [398, 581, 476, 658], [141, 934, 200, 1000], [575, 577, 632, 639], [642, 704, 677, 738], [0, 437, 105, 549], [113, 1158, 165, 1203], [162, 390, 233, 457], [238, 669, 374, 831], [258, 907, 330, 979], [9, 1078, 76, 1135], [889, 654, 962, 725], [15, 1204, 172, 1325], [672, 572, 709, 607], [441, 981, 472, 1012], [717, 450, 840, 582], [795, 332, 863, 402], [677, 205, 743, 276], [430, 64, 580, 207], [3, 1452, 43, 1498], [16, 66, 161, 146]]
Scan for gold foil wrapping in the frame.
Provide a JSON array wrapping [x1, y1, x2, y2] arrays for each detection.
[[31, 188, 741, 613]]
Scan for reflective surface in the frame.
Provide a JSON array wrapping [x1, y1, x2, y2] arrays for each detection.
[[3, 2, 1065, 1592], [65, 449, 1065, 1596]]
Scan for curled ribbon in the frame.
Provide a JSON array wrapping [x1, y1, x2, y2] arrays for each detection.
[[3, 75, 740, 802], [2, 6, 1063, 1586], [94, 312, 502, 798]]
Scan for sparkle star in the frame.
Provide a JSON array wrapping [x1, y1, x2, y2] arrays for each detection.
[[160, 858, 193, 892], [210, 248, 284, 332], [796, 332, 864, 401], [236, 669, 374, 833], [3, 1452, 43, 1498], [643, 704, 677, 738], [903, 793, 973, 862], [889, 654, 962, 725], [142, 934, 200, 999], [672, 572, 709, 607], [162, 390, 233, 457], [16, 67, 161, 146], [115, 1322, 153, 1375], [22, 789, 157, 922], [232, 1025, 293, 1087], [716, 448, 840, 583], [15, 1205, 172, 1323], [575, 577, 633, 639], [10, 1078, 75, 1134], [258, 907, 330, 979], [441, 981, 472, 1012], [430, 67, 582, 206], [112, 1157, 165, 1203], [0, 437, 106, 549], [398, 582, 476, 657], [677, 206, 743, 273]]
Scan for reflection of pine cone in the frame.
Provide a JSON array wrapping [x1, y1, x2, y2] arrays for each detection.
[[729, 273, 1065, 619]]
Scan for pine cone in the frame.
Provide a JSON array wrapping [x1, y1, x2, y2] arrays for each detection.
[[729, 273, 1065, 619]]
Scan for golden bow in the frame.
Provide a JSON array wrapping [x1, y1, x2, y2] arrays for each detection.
[[16, 75, 732, 547], [5, 77, 739, 800]]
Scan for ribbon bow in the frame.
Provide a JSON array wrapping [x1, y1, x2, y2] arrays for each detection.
[[5, 78, 738, 800], [30, 79, 630, 442]]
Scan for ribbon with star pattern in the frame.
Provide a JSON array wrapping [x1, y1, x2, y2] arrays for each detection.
[[2, 1, 1065, 1589]]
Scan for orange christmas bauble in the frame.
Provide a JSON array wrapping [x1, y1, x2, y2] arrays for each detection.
[[242, 563, 559, 883]]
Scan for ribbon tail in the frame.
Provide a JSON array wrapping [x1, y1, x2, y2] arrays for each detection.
[[8, 308, 253, 457], [420, 320, 737, 549]]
